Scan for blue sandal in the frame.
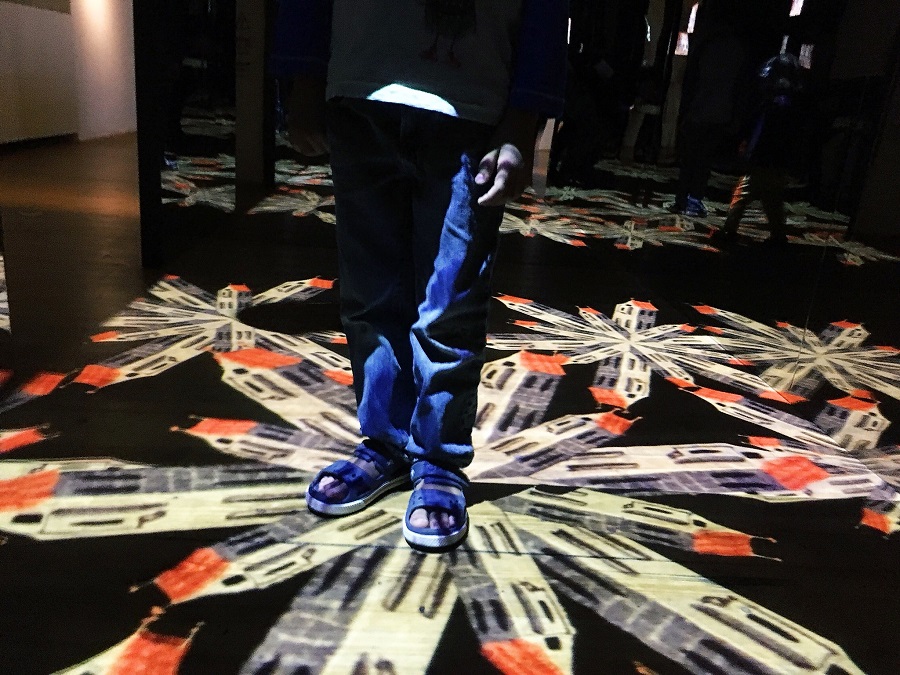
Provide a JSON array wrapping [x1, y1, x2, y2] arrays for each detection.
[[402, 460, 469, 550], [306, 440, 411, 516]]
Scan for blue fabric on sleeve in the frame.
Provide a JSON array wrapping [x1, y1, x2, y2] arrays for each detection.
[[508, 0, 569, 118], [271, 0, 333, 78]]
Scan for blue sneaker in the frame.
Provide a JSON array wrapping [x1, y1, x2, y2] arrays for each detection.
[[683, 196, 708, 218]]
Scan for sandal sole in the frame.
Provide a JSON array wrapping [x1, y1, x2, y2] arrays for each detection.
[[403, 514, 469, 551], [305, 474, 410, 517]]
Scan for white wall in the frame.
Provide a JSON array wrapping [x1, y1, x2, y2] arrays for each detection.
[[70, 0, 137, 140], [0, 1, 79, 143]]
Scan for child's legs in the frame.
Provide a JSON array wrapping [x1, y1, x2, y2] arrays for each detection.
[[404, 112, 502, 469], [327, 100, 419, 452]]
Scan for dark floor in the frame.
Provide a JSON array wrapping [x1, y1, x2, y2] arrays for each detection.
[[0, 134, 898, 675]]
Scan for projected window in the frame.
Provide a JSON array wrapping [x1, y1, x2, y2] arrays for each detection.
[[800, 43, 814, 69], [790, 0, 804, 17], [675, 31, 690, 56], [687, 3, 699, 33]]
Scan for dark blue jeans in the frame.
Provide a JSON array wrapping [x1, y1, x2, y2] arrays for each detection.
[[327, 98, 504, 470]]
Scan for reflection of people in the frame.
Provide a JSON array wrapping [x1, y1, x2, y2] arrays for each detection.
[[717, 54, 803, 245], [274, 0, 567, 550], [673, 20, 746, 217]]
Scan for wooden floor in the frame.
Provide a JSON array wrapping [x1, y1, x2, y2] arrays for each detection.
[[0, 135, 146, 372], [0, 135, 898, 675]]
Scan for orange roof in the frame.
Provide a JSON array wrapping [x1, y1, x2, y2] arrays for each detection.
[[595, 412, 634, 435], [187, 418, 257, 436], [762, 456, 830, 490], [860, 508, 892, 534], [693, 305, 718, 315], [665, 376, 695, 389], [728, 358, 756, 366], [747, 436, 781, 448], [22, 372, 66, 396], [163, 274, 180, 281], [851, 389, 875, 400], [496, 294, 532, 304], [569, 239, 588, 247], [217, 349, 301, 369], [228, 284, 251, 292], [827, 396, 877, 411], [693, 531, 753, 557], [875, 345, 900, 353], [330, 335, 348, 345], [679, 324, 697, 333], [579, 306, 600, 315], [308, 277, 335, 289], [0, 428, 46, 454], [324, 369, 354, 386], [0, 470, 59, 510], [589, 387, 628, 408], [758, 390, 806, 404], [112, 630, 194, 672], [704, 327, 724, 335], [155, 547, 229, 603], [482, 638, 566, 675], [74, 364, 121, 389], [631, 300, 657, 311], [693, 387, 742, 403], [91, 331, 120, 342], [514, 320, 539, 327], [831, 320, 860, 329], [520, 352, 568, 375]]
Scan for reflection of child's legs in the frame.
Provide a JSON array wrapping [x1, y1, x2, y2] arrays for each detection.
[[724, 174, 752, 234], [755, 167, 787, 240]]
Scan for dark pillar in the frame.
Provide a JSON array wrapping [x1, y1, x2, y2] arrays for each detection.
[[235, 0, 275, 189], [853, 50, 900, 240], [133, 0, 165, 268]]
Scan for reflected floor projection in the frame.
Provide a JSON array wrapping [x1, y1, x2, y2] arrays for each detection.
[[0, 147, 898, 675]]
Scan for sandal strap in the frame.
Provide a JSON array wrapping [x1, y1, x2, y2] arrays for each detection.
[[310, 441, 407, 502], [355, 440, 403, 472], [407, 484, 466, 519], [311, 460, 373, 497], [410, 460, 469, 490]]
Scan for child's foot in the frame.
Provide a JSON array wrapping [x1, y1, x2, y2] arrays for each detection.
[[306, 440, 410, 517], [403, 460, 469, 550]]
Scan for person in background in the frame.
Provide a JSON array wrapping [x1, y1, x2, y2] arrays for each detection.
[[672, 16, 746, 217], [716, 53, 804, 246], [273, 0, 568, 550]]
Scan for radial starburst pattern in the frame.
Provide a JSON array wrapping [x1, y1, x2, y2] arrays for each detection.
[[694, 305, 900, 402], [488, 295, 791, 410], [0, 277, 894, 674]]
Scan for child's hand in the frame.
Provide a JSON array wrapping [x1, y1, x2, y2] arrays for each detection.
[[476, 108, 538, 206], [287, 76, 329, 156]]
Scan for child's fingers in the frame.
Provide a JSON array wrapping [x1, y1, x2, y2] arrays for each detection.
[[478, 167, 510, 206], [476, 149, 498, 185], [478, 144, 526, 206]]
